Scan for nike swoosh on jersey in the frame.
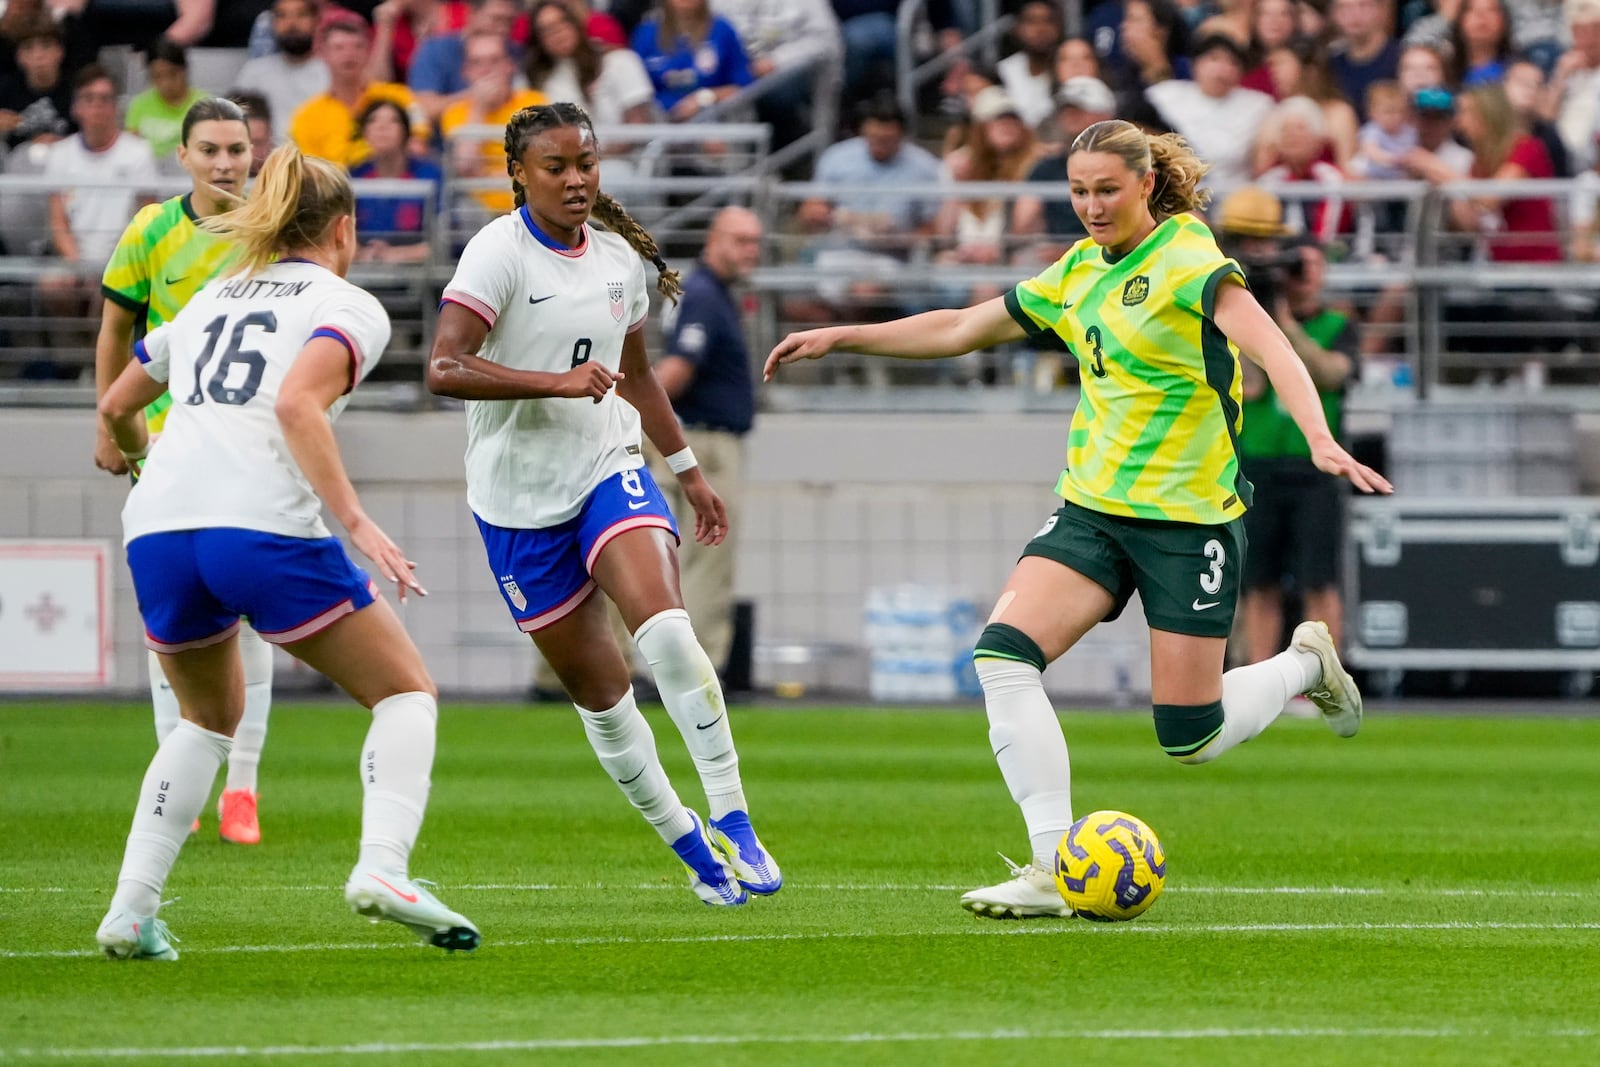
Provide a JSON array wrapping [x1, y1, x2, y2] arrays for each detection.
[[164, 275, 187, 285], [1192, 599, 1221, 611], [528, 294, 556, 304]]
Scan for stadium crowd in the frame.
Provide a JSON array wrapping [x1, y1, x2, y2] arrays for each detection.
[[1, 0, 1598, 385]]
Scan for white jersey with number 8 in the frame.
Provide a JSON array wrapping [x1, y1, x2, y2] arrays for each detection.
[[122, 259, 391, 545], [441, 211, 651, 530]]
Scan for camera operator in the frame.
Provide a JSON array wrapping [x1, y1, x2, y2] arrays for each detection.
[[1216, 186, 1357, 666]]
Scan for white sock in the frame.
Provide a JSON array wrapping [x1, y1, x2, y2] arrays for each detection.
[[1196, 650, 1323, 765], [975, 658, 1074, 869], [576, 688, 695, 844], [633, 608, 746, 820], [226, 625, 273, 794], [110, 719, 232, 916], [356, 691, 437, 877], [148, 651, 180, 746]]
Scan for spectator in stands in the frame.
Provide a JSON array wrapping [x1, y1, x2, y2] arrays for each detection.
[[1452, 81, 1562, 260], [712, 0, 841, 150], [648, 206, 763, 675], [1328, 0, 1401, 119], [232, 90, 276, 175], [831, 0, 906, 101], [1013, 77, 1113, 257], [524, 0, 656, 127], [39, 66, 159, 371], [232, 0, 330, 143], [934, 88, 1045, 303], [633, 0, 753, 119], [441, 30, 546, 218], [1256, 96, 1351, 245], [0, 1, 93, 84], [1216, 187, 1356, 667], [1397, 39, 1450, 93], [1115, 0, 1190, 92], [407, 0, 520, 124], [1550, 0, 1600, 172], [125, 39, 210, 166], [997, 0, 1065, 129], [1147, 34, 1275, 203], [1055, 35, 1103, 85], [1296, 0, 1331, 40], [1450, 0, 1516, 84], [71, 0, 215, 50], [290, 12, 430, 166], [1503, 56, 1571, 174], [802, 95, 943, 247], [370, 0, 448, 85], [1349, 79, 1419, 177], [1244, 0, 1301, 97], [1399, 0, 1459, 53], [0, 19, 73, 151], [349, 98, 440, 262], [1263, 39, 1361, 164]]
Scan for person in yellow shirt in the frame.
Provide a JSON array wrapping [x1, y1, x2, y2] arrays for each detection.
[[441, 29, 547, 216], [288, 11, 430, 168]]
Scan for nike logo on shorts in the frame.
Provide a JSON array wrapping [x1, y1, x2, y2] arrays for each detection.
[[1192, 599, 1221, 611], [628, 499, 649, 510]]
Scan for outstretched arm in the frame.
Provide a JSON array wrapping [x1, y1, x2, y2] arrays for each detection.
[[764, 295, 1026, 380], [1214, 280, 1391, 494]]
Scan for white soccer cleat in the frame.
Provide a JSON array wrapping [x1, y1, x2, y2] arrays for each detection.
[[960, 854, 1071, 919], [708, 810, 782, 895], [344, 869, 481, 952], [1292, 619, 1363, 738], [96, 906, 180, 961], [670, 810, 748, 907]]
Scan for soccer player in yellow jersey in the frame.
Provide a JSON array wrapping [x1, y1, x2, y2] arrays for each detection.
[[93, 97, 275, 846], [766, 120, 1393, 919]]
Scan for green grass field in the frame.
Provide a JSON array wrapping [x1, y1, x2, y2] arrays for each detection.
[[1, 701, 1597, 1066]]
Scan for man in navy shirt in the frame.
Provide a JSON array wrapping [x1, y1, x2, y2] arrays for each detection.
[[649, 206, 763, 674]]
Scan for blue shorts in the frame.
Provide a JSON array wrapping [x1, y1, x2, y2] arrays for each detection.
[[476, 466, 679, 633], [127, 528, 376, 652]]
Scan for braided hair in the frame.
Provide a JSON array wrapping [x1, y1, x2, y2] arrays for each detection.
[[504, 101, 682, 302]]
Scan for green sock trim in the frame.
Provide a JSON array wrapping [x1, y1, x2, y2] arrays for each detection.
[[972, 623, 1047, 673], [1153, 701, 1226, 758]]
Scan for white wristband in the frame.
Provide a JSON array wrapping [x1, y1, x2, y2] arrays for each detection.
[[664, 446, 698, 474]]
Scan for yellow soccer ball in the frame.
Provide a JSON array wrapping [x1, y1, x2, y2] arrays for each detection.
[[1053, 810, 1167, 921]]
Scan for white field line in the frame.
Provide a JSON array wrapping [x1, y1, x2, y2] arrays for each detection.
[[2, 1026, 1598, 1059], [4, 921, 1600, 961], [0, 882, 1592, 897]]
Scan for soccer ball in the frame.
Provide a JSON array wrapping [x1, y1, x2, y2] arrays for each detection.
[[1053, 810, 1167, 921]]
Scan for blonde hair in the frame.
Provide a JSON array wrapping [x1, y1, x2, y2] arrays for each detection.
[[1464, 82, 1521, 175], [198, 141, 353, 276], [1071, 119, 1211, 218]]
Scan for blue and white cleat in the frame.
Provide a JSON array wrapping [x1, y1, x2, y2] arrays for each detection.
[[344, 869, 481, 952], [671, 810, 748, 906], [709, 810, 783, 895], [96, 907, 180, 961]]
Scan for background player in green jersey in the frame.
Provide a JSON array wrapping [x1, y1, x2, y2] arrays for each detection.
[[93, 97, 275, 846], [766, 119, 1392, 919]]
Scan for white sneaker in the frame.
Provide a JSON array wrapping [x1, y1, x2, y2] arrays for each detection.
[[96, 906, 179, 961], [1292, 620, 1362, 738], [344, 869, 481, 952], [959, 854, 1071, 919]]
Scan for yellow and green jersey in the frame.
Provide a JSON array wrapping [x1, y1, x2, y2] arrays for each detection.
[[100, 194, 237, 433], [1004, 212, 1252, 525]]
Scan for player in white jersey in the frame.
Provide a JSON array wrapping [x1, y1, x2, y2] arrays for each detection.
[[93, 143, 479, 960], [429, 102, 779, 906]]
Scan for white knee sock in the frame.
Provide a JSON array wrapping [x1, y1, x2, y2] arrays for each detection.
[[975, 658, 1074, 869], [1198, 649, 1323, 765], [576, 689, 695, 844], [148, 651, 181, 746], [633, 608, 746, 820], [356, 691, 437, 877], [226, 625, 273, 794], [110, 719, 232, 916]]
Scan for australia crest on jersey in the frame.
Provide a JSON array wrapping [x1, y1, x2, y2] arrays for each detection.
[[501, 577, 527, 611], [1121, 275, 1150, 306], [607, 281, 625, 321]]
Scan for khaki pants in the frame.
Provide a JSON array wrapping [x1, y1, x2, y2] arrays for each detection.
[[531, 428, 744, 691]]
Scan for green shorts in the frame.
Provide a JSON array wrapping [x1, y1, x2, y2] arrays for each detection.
[[1021, 500, 1247, 638]]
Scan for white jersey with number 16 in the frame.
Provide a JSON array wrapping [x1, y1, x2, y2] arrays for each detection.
[[122, 259, 391, 545], [442, 211, 651, 530]]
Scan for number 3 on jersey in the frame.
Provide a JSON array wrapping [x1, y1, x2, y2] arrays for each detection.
[[186, 311, 276, 406], [1084, 325, 1107, 379]]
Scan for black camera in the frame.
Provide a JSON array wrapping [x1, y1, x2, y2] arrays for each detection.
[[1236, 248, 1306, 310]]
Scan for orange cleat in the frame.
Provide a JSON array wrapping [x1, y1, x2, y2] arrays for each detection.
[[217, 789, 261, 845]]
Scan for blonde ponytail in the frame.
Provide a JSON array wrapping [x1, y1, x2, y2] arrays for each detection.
[[199, 142, 354, 275]]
